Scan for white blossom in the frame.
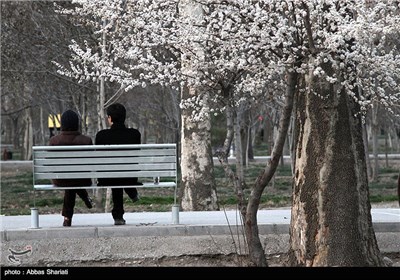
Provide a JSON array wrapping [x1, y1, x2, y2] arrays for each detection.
[[53, 0, 400, 118]]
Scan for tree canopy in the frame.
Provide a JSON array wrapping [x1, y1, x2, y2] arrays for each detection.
[[54, 0, 400, 119]]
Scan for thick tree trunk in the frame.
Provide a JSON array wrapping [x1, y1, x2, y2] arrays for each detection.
[[288, 67, 384, 266], [179, 0, 218, 211], [180, 87, 219, 210]]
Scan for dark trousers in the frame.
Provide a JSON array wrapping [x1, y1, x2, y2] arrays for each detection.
[[62, 189, 90, 219], [111, 188, 138, 220]]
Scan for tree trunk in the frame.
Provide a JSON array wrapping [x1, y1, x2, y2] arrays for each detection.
[[362, 122, 372, 180], [180, 87, 219, 210], [244, 69, 297, 267], [239, 105, 249, 166], [39, 107, 45, 145], [94, 58, 107, 212], [371, 103, 379, 182], [235, 109, 245, 185], [222, 106, 234, 160], [265, 113, 273, 155], [179, 0, 218, 211], [12, 116, 20, 149], [288, 65, 384, 266], [384, 128, 389, 168], [389, 125, 400, 152], [397, 171, 400, 206], [22, 108, 33, 160]]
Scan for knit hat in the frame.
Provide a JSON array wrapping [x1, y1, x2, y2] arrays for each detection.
[[61, 110, 79, 131]]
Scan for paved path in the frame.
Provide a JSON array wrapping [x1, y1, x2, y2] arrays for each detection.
[[2, 208, 400, 230], [1, 208, 399, 241]]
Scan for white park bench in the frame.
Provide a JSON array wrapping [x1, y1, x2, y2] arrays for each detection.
[[31, 143, 179, 227]]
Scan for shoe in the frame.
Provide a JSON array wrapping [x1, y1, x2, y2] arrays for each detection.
[[114, 218, 126, 226], [63, 217, 72, 227], [83, 197, 93, 209], [131, 194, 140, 203]]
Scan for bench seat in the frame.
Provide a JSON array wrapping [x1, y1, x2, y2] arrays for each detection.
[[34, 182, 177, 190], [31, 143, 179, 227]]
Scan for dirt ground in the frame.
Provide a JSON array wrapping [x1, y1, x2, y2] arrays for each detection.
[[45, 252, 400, 267], [37, 201, 400, 268]]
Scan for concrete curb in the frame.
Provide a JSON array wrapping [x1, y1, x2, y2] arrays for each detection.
[[1, 209, 399, 266], [2, 222, 399, 242]]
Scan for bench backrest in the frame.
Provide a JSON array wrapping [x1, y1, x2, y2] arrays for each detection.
[[32, 144, 177, 183]]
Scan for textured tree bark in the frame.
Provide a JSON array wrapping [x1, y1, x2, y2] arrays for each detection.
[[180, 86, 219, 211], [288, 64, 384, 266], [179, 0, 219, 211]]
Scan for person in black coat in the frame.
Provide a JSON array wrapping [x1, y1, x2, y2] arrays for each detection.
[[49, 109, 94, 227], [95, 103, 141, 225]]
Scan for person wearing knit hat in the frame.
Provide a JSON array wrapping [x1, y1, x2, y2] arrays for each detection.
[[61, 109, 79, 131], [49, 109, 94, 227]]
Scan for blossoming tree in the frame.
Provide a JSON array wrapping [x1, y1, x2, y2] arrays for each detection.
[[54, 0, 400, 266]]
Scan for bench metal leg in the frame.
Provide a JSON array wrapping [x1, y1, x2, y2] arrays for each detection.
[[30, 208, 39, 229], [172, 204, 179, 224]]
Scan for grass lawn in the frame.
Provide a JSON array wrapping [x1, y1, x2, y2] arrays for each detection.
[[1, 161, 398, 216]]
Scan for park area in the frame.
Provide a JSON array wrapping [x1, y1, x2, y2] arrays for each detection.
[[1, 161, 400, 268], [1, 159, 398, 217], [1, 160, 399, 267], [2, 0, 400, 268]]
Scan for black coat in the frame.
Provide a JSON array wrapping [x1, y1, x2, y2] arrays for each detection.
[[95, 123, 142, 186]]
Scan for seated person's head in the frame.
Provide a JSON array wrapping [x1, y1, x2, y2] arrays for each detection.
[[61, 110, 79, 131], [106, 103, 126, 124]]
